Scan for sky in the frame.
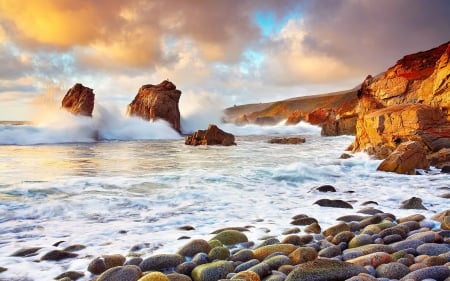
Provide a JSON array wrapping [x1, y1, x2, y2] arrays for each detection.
[[0, 0, 449, 120]]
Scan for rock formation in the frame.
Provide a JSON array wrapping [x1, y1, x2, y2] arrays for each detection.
[[127, 80, 182, 133], [185, 124, 236, 146], [224, 90, 359, 135], [61, 83, 95, 117], [377, 141, 429, 174], [351, 41, 450, 173]]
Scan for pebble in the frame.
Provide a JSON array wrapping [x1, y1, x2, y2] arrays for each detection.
[[399, 265, 450, 281], [191, 260, 234, 281]]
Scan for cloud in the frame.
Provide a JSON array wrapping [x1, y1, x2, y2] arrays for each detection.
[[260, 19, 357, 86], [301, 0, 450, 73], [1, 0, 450, 121]]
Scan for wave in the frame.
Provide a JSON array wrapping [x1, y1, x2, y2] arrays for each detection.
[[1, 103, 321, 145], [220, 120, 322, 136], [0, 105, 182, 145]]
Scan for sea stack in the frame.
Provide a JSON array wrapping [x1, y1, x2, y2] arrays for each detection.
[[61, 83, 95, 117], [127, 80, 182, 133], [350, 41, 450, 173], [185, 124, 236, 146]]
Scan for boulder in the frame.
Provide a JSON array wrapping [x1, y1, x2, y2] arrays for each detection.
[[185, 124, 236, 146], [61, 83, 95, 117], [127, 80, 182, 133], [377, 141, 429, 174], [351, 41, 450, 162]]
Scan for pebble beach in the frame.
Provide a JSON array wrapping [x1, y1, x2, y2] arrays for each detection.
[[3, 197, 450, 281]]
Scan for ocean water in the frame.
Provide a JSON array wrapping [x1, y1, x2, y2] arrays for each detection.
[[0, 108, 449, 281]]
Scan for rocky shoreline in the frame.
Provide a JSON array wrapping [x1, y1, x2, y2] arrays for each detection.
[[4, 189, 449, 281]]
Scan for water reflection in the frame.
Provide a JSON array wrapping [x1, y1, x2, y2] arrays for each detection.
[[0, 140, 186, 184]]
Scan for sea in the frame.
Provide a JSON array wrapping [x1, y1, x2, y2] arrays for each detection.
[[0, 105, 449, 281]]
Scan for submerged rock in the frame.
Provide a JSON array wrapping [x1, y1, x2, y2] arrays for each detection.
[[61, 83, 95, 117], [185, 124, 236, 146], [269, 137, 305, 144], [127, 80, 182, 133]]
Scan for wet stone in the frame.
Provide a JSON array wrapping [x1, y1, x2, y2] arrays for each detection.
[[10, 247, 42, 257], [416, 243, 450, 256], [375, 262, 410, 279], [54, 271, 85, 280], [40, 250, 78, 261]]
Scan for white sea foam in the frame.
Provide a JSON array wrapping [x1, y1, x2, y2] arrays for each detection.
[[0, 129, 449, 280]]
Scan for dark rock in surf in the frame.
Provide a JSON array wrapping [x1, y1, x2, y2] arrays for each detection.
[[400, 197, 427, 210], [314, 199, 353, 209], [316, 185, 337, 192], [62, 83, 95, 117], [185, 124, 236, 146], [40, 249, 78, 261]]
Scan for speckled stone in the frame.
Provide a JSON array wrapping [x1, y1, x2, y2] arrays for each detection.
[[230, 270, 261, 281], [166, 272, 192, 281], [389, 239, 424, 251], [234, 259, 260, 273], [399, 265, 450, 281], [304, 222, 321, 234], [318, 245, 342, 258], [177, 239, 212, 258], [281, 234, 313, 246], [348, 234, 373, 249], [285, 259, 367, 281], [323, 222, 351, 237], [97, 265, 142, 281], [208, 246, 230, 260], [347, 252, 393, 268], [138, 271, 170, 281], [375, 262, 410, 279], [88, 254, 127, 275], [332, 231, 355, 244], [229, 249, 254, 262], [263, 254, 292, 270], [247, 262, 271, 279], [416, 243, 450, 256], [253, 244, 297, 261], [210, 230, 248, 245], [191, 260, 234, 281], [288, 247, 318, 265], [140, 254, 184, 272]]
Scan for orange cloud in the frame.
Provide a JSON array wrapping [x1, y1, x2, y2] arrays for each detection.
[[0, 0, 115, 48]]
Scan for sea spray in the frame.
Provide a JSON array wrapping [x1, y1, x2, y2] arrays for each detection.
[[179, 90, 225, 134]]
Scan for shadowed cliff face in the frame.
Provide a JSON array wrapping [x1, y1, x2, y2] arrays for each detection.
[[61, 83, 95, 117], [127, 80, 182, 133], [352, 41, 450, 160]]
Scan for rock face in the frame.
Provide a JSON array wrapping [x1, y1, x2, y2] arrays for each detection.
[[185, 124, 236, 146], [377, 141, 429, 174], [61, 83, 95, 117], [351, 41, 450, 170], [127, 80, 182, 133]]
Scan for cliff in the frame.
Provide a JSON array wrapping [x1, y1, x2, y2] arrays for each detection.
[[127, 80, 182, 133], [351, 41, 450, 160], [224, 89, 359, 135]]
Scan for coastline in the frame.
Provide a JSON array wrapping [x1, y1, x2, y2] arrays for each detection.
[[2, 199, 449, 281]]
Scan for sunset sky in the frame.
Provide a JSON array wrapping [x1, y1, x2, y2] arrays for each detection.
[[0, 0, 449, 120]]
